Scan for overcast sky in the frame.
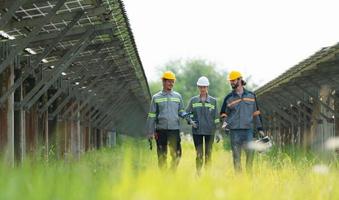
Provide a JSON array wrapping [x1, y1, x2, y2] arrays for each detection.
[[123, 0, 339, 87]]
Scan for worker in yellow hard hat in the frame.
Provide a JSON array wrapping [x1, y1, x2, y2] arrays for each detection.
[[228, 70, 243, 89], [146, 70, 187, 171], [220, 70, 265, 173]]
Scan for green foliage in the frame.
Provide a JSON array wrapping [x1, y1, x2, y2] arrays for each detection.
[[1, 137, 339, 200]]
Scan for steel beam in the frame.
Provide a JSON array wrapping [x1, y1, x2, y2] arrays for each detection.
[[38, 89, 63, 113], [50, 95, 73, 118], [21, 28, 95, 109], [294, 84, 337, 115], [16, 22, 114, 43], [0, 11, 83, 105], [261, 97, 294, 124], [0, 0, 66, 74], [6, 6, 106, 30], [0, 0, 30, 30]]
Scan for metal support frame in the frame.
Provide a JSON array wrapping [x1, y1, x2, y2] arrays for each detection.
[[50, 95, 73, 118], [38, 89, 64, 113], [102, 106, 129, 130], [6, 6, 106, 30], [0, 0, 66, 74], [21, 28, 95, 109], [69, 64, 120, 119], [294, 83, 337, 117], [70, 82, 112, 120], [300, 72, 339, 100], [0, 11, 83, 105], [95, 94, 130, 128], [269, 95, 297, 124], [92, 96, 126, 127], [272, 89, 314, 120], [83, 82, 128, 125], [0, 0, 30, 30], [16, 23, 114, 43], [260, 98, 294, 125], [58, 45, 115, 118], [61, 99, 78, 118]]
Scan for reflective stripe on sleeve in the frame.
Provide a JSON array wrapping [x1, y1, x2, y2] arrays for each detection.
[[148, 112, 156, 118]]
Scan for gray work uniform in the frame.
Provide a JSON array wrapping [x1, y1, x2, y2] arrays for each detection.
[[186, 95, 219, 135], [146, 90, 185, 134]]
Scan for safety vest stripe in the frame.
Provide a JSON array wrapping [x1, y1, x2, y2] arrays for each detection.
[[227, 97, 255, 107], [192, 103, 215, 109], [205, 103, 215, 109], [148, 112, 156, 118], [154, 97, 181, 103], [154, 98, 167, 103], [243, 98, 255, 102], [192, 103, 203, 108], [227, 99, 241, 107], [170, 97, 180, 102]]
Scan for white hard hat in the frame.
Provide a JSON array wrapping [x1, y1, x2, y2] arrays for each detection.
[[197, 76, 210, 86]]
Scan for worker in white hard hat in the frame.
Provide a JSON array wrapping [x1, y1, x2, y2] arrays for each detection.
[[185, 76, 220, 176]]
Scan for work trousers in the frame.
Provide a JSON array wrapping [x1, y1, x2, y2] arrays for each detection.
[[192, 134, 214, 173], [155, 129, 182, 171], [230, 129, 254, 173]]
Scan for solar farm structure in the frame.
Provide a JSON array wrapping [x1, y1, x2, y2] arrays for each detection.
[[256, 43, 339, 150], [0, 0, 150, 163]]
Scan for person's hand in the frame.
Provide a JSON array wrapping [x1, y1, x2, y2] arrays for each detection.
[[221, 121, 227, 129], [187, 118, 198, 128], [191, 120, 198, 129], [147, 133, 154, 140], [221, 120, 230, 131]]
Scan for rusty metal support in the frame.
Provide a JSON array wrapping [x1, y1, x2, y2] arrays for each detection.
[[14, 65, 26, 163], [0, 54, 15, 165]]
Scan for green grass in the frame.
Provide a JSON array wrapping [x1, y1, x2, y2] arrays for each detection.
[[0, 137, 338, 200]]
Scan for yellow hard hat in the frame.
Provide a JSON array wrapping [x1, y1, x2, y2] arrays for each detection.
[[162, 71, 176, 80], [228, 71, 242, 81]]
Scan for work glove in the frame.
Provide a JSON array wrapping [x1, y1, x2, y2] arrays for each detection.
[[215, 131, 222, 143], [190, 119, 198, 129], [221, 118, 229, 131], [186, 115, 198, 129], [258, 130, 265, 137]]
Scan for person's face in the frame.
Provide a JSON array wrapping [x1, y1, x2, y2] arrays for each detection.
[[198, 86, 208, 95], [230, 78, 241, 89], [163, 79, 174, 91]]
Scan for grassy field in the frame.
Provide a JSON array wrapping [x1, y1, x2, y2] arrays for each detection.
[[0, 136, 338, 200]]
